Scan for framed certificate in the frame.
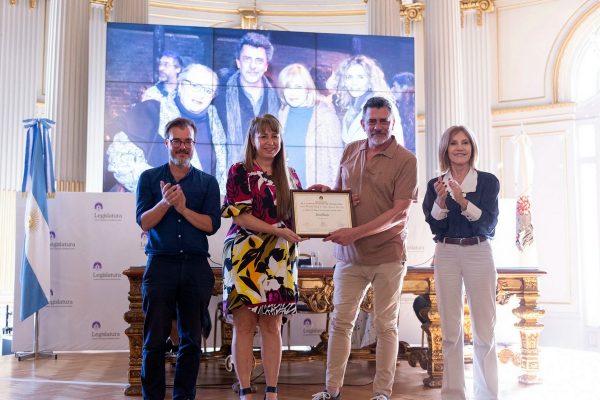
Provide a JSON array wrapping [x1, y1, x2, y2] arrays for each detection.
[[291, 190, 354, 237]]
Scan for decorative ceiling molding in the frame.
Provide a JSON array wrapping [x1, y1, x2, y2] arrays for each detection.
[[398, 1, 425, 36], [460, 0, 495, 27], [150, 1, 365, 17]]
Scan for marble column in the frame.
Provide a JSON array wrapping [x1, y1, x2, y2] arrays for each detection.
[[85, 0, 148, 191], [112, 0, 148, 24], [85, 3, 110, 192], [0, 1, 44, 190], [423, 0, 465, 178], [0, 0, 45, 305], [367, 0, 402, 36], [462, 10, 493, 172], [45, 0, 90, 191]]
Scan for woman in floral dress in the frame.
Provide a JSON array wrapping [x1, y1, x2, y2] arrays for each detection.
[[222, 114, 305, 400]]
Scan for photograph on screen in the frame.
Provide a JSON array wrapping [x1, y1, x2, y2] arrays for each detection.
[[103, 23, 415, 193]]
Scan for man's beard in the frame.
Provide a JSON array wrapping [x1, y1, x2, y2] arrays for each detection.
[[170, 151, 191, 167], [369, 131, 390, 147]]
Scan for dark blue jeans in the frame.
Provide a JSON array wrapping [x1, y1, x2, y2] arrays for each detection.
[[141, 254, 215, 400]]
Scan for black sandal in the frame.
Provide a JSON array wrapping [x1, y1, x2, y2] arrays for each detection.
[[240, 387, 253, 398], [264, 386, 278, 399]]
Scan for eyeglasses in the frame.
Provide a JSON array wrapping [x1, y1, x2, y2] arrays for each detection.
[[169, 138, 196, 147], [180, 80, 215, 96], [366, 119, 391, 127]]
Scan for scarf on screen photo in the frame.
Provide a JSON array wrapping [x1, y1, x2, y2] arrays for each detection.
[[225, 71, 280, 167]]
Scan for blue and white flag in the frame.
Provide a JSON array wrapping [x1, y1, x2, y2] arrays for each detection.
[[19, 118, 56, 321]]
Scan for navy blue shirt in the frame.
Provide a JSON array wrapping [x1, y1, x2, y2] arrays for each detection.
[[136, 163, 221, 256], [423, 171, 499, 242]]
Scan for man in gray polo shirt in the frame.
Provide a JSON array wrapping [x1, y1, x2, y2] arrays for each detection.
[[310, 97, 418, 400]]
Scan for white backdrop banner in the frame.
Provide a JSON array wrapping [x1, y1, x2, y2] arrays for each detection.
[[13, 193, 147, 351], [13, 193, 439, 351]]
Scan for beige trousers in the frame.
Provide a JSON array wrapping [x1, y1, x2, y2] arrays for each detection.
[[326, 260, 406, 398]]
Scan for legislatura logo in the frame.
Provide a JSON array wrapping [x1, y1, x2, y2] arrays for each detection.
[[92, 261, 122, 280], [91, 320, 121, 340], [93, 202, 123, 222], [47, 288, 74, 308], [302, 317, 321, 336], [49, 230, 76, 250]]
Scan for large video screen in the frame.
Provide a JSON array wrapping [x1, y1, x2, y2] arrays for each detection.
[[104, 23, 415, 193]]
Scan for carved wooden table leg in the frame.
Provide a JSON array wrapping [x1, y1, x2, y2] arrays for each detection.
[[463, 297, 473, 345], [512, 276, 545, 384], [123, 268, 144, 396], [220, 316, 233, 355], [299, 276, 335, 355], [424, 277, 443, 388]]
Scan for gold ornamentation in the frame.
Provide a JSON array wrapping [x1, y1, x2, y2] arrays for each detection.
[[7, 0, 36, 6], [123, 267, 546, 394], [498, 347, 521, 366], [361, 287, 374, 312], [56, 180, 85, 192], [460, 0, 495, 27], [238, 7, 259, 30], [90, 0, 114, 22], [300, 277, 335, 313], [492, 102, 575, 115], [463, 299, 473, 344], [398, 1, 425, 36], [496, 280, 514, 305]]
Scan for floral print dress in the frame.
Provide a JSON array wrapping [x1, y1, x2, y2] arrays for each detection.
[[222, 162, 301, 316]]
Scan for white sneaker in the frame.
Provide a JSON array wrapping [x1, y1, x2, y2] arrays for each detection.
[[370, 394, 389, 400], [311, 390, 341, 400]]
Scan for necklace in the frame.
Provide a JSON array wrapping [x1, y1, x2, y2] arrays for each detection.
[[255, 160, 273, 175]]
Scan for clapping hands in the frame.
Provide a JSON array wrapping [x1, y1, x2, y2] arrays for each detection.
[[434, 176, 448, 209], [160, 180, 187, 213]]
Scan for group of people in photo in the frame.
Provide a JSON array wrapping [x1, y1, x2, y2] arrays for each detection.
[[107, 31, 416, 194], [135, 87, 500, 400]]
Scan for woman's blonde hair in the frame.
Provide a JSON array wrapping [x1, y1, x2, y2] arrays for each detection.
[[438, 125, 479, 172], [328, 54, 393, 111], [243, 114, 295, 221], [278, 63, 316, 107]]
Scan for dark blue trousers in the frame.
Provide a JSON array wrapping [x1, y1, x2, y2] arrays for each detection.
[[141, 254, 215, 400]]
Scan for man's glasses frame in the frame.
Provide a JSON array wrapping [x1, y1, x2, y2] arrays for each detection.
[[180, 80, 215, 96], [169, 138, 196, 147]]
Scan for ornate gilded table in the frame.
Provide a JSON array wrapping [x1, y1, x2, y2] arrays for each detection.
[[123, 266, 545, 395]]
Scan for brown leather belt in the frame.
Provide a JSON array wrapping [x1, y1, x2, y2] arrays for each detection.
[[439, 236, 487, 246]]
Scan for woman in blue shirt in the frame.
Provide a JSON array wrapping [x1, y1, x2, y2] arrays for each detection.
[[277, 63, 342, 188], [423, 125, 500, 400]]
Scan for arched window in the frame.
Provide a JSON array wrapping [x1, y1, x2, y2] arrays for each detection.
[[574, 25, 600, 328], [574, 29, 600, 103]]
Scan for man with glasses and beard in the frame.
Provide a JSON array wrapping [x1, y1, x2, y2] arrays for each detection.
[[106, 63, 227, 193], [310, 97, 417, 400], [136, 117, 221, 400]]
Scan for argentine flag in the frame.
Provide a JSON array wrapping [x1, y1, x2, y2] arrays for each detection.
[[19, 118, 55, 321]]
